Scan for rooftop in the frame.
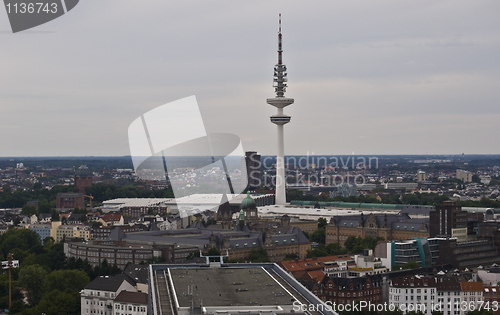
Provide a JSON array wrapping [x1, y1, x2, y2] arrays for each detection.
[[114, 290, 148, 305], [169, 267, 294, 308]]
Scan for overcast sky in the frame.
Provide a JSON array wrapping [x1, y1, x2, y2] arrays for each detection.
[[1, 0, 499, 157]]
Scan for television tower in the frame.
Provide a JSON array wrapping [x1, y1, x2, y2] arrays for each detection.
[[267, 14, 294, 205]]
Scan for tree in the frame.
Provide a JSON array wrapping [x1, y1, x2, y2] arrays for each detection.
[[38, 201, 53, 213], [47, 269, 90, 292], [35, 289, 81, 315], [472, 174, 481, 183], [402, 261, 420, 270], [342, 236, 384, 254], [21, 204, 38, 216], [344, 236, 358, 252], [47, 242, 67, 270], [43, 236, 55, 249], [207, 247, 221, 256], [318, 217, 328, 229], [18, 264, 47, 306], [0, 273, 23, 310], [0, 228, 41, 258], [283, 254, 299, 260], [51, 209, 60, 221], [8, 300, 25, 314], [248, 248, 270, 263], [307, 243, 348, 258], [310, 227, 326, 244], [91, 221, 103, 228], [325, 242, 347, 255]]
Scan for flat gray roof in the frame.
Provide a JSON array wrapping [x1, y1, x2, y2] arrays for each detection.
[[169, 267, 294, 307]]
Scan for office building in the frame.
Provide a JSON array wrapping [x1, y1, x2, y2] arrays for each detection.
[[436, 238, 500, 269], [374, 238, 444, 270], [245, 151, 261, 189], [429, 201, 468, 241]]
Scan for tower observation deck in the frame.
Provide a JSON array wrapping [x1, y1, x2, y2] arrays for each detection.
[[267, 14, 294, 205]]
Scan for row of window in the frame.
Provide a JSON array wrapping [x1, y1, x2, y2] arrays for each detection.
[[114, 304, 146, 312], [391, 288, 436, 294]]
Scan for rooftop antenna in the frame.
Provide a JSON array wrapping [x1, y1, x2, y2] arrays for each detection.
[[278, 13, 282, 65]]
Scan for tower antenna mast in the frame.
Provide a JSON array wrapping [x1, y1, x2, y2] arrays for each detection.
[[267, 14, 294, 205]]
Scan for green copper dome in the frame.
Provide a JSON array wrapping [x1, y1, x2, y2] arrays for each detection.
[[240, 191, 256, 209]]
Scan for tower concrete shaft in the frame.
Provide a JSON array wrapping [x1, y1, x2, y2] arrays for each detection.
[[266, 14, 294, 205]]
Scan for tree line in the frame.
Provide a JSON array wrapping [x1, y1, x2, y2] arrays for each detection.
[[0, 228, 122, 314]]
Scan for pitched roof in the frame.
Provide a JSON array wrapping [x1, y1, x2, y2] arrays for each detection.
[[307, 270, 326, 284], [114, 291, 148, 305], [460, 282, 483, 292], [84, 274, 135, 292], [68, 214, 83, 221], [437, 281, 461, 291], [102, 214, 122, 222], [108, 227, 126, 241], [123, 264, 149, 284]]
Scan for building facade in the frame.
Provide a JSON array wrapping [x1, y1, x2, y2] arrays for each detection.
[[375, 237, 443, 270], [81, 274, 136, 315], [311, 275, 383, 306], [113, 291, 148, 315], [245, 151, 261, 189], [326, 213, 429, 246], [456, 170, 473, 183], [429, 201, 468, 242], [55, 192, 85, 210], [436, 239, 500, 269], [75, 165, 93, 194]]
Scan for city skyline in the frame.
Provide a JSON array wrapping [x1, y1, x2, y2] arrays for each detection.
[[1, 1, 500, 156]]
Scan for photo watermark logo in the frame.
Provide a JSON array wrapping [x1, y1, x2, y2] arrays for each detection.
[[128, 96, 248, 218], [3, 0, 79, 33], [249, 152, 380, 189]]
